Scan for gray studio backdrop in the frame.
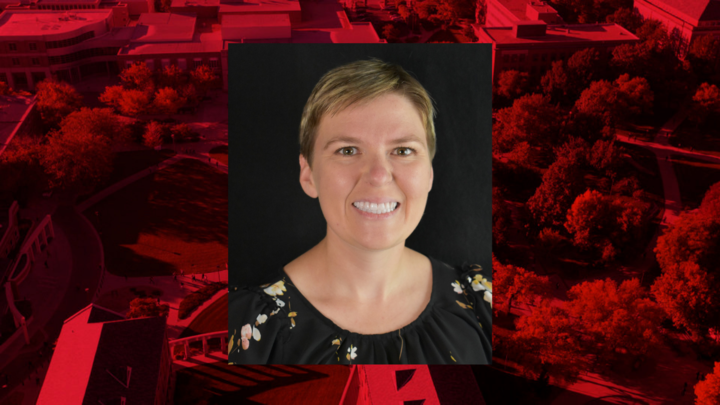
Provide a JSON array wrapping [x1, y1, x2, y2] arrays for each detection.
[[228, 43, 492, 288]]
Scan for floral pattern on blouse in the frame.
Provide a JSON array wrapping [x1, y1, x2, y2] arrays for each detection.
[[347, 345, 358, 362], [229, 277, 295, 356]]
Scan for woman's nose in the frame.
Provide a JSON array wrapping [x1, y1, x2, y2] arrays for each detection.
[[364, 154, 393, 186]]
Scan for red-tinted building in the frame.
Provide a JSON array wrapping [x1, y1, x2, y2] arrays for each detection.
[[0, 9, 129, 90], [475, 21, 640, 82], [486, 0, 563, 27], [634, 0, 720, 57], [38, 304, 172, 405], [340, 365, 486, 405]]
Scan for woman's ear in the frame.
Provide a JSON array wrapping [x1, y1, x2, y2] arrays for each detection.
[[299, 154, 318, 198], [428, 166, 434, 193]]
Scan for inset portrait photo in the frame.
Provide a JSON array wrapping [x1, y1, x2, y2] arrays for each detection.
[[227, 44, 492, 364]]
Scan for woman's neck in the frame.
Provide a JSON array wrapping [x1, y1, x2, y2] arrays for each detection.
[[309, 233, 411, 304]]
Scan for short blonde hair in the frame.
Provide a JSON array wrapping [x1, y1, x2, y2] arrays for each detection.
[[299, 59, 436, 166]]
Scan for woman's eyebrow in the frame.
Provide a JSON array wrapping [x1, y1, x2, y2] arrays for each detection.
[[323, 134, 425, 150], [390, 135, 424, 144], [323, 136, 363, 150]]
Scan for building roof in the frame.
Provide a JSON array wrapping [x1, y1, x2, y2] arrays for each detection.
[[83, 317, 167, 404], [479, 22, 639, 46], [38, 305, 167, 405], [0, 9, 111, 37], [133, 12, 196, 42], [641, 0, 720, 24], [121, 28, 223, 54], [494, 0, 558, 20], [35, 0, 99, 4], [222, 13, 288, 27], [218, 0, 300, 16], [171, 0, 219, 8]]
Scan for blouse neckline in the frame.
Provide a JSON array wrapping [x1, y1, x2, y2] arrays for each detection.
[[279, 256, 439, 340]]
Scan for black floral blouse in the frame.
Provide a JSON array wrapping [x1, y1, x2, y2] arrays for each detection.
[[227, 256, 492, 364]]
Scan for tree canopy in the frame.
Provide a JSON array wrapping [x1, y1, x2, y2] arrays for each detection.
[[127, 297, 170, 319], [35, 78, 83, 129]]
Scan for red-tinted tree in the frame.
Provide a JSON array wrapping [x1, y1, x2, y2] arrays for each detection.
[[170, 123, 200, 143], [127, 297, 169, 319], [565, 190, 646, 262], [416, 0, 440, 21], [382, 24, 399, 42], [688, 34, 720, 80], [574, 75, 653, 125], [566, 278, 663, 363], [143, 121, 166, 148], [99, 85, 124, 110], [689, 83, 720, 126], [652, 210, 720, 338], [190, 65, 218, 96], [158, 64, 187, 89], [655, 210, 720, 273], [588, 139, 622, 173], [574, 79, 617, 124], [118, 89, 152, 116], [495, 70, 530, 101], [492, 187, 512, 249], [120, 62, 155, 92], [59, 108, 129, 144], [614, 74, 654, 118], [566, 48, 604, 93], [493, 255, 550, 316], [527, 155, 585, 228], [699, 181, 720, 218], [541, 60, 570, 103], [695, 362, 720, 405], [41, 128, 113, 190], [636, 19, 670, 54], [610, 42, 653, 78], [35, 78, 83, 129], [652, 260, 720, 340], [153, 87, 186, 115], [492, 94, 563, 153], [511, 302, 586, 385], [605, 7, 643, 32]]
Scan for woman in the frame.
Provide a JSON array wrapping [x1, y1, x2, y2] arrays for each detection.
[[228, 59, 492, 364]]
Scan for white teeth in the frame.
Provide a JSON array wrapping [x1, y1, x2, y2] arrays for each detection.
[[353, 201, 398, 214]]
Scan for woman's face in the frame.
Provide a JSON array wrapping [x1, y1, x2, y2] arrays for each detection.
[[299, 92, 434, 252]]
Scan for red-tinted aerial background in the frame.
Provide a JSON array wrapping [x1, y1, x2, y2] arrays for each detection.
[[0, 0, 719, 403]]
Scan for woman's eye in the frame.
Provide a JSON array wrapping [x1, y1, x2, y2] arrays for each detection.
[[395, 147, 415, 156], [338, 147, 357, 156]]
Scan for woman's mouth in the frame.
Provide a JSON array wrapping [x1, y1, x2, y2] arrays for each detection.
[[352, 201, 399, 215]]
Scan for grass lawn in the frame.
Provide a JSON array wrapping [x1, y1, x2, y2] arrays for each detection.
[[179, 293, 227, 338], [91, 158, 228, 277], [209, 145, 228, 166], [174, 363, 350, 404], [669, 121, 720, 158], [672, 155, 720, 209], [77, 148, 176, 204]]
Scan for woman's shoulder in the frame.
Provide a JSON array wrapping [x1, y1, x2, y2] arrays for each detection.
[[228, 274, 294, 364], [429, 257, 492, 306]]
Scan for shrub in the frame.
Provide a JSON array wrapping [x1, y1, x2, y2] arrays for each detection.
[[178, 282, 227, 320]]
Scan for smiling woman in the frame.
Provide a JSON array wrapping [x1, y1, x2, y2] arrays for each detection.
[[227, 49, 493, 365]]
